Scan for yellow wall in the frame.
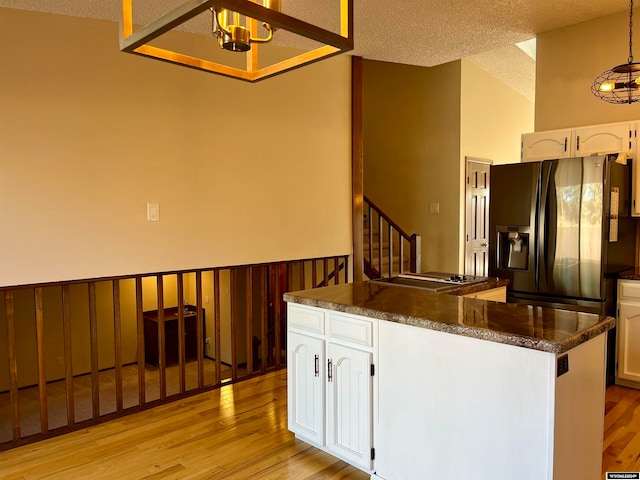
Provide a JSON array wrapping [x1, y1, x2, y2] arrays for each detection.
[[363, 58, 533, 273], [536, 8, 640, 130], [460, 58, 534, 167], [459, 58, 534, 270], [363, 59, 462, 273], [0, 9, 352, 287]]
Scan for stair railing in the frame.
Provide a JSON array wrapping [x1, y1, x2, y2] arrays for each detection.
[[364, 195, 421, 279]]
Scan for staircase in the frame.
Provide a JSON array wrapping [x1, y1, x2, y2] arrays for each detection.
[[363, 195, 421, 279]]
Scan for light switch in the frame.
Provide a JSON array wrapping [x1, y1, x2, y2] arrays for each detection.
[[430, 203, 440, 214], [147, 203, 160, 222]]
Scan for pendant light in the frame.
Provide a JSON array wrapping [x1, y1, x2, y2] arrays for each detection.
[[120, 0, 353, 83], [592, 0, 640, 104]]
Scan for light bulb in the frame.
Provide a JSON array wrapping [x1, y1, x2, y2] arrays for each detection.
[[599, 82, 614, 92]]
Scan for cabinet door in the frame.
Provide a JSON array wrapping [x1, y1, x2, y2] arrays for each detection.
[[617, 301, 640, 383], [575, 123, 632, 156], [326, 343, 373, 470], [521, 130, 572, 162], [287, 332, 325, 445]]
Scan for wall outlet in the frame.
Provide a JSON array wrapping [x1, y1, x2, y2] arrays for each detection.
[[56, 356, 63, 365], [205, 337, 210, 345], [430, 203, 440, 214]]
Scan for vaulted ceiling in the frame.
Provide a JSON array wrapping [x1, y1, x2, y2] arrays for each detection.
[[0, 0, 633, 101]]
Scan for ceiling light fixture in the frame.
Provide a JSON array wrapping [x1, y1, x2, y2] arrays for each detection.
[[120, 0, 353, 82], [592, 0, 640, 104]]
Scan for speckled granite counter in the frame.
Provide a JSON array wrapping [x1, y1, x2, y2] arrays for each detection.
[[283, 281, 614, 354], [441, 276, 509, 296], [619, 268, 640, 280]]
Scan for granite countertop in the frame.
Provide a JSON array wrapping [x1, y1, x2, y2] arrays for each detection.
[[283, 282, 614, 354], [440, 277, 509, 296], [619, 268, 640, 280]]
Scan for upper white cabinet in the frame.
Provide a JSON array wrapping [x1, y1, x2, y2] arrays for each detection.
[[521, 129, 573, 162], [574, 123, 632, 156], [521, 122, 634, 162]]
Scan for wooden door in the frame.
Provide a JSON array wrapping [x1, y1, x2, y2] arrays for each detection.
[[465, 158, 491, 277]]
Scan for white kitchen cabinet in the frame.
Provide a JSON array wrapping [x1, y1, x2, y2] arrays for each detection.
[[287, 304, 375, 473], [326, 342, 373, 469], [521, 129, 573, 162], [617, 280, 640, 386], [521, 121, 634, 162], [574, 122, 632, 156], [288, 331, 325, 444]]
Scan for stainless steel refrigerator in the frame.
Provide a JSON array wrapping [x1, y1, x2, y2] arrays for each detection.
[[489, 155, 636, 383], [489, 154, 635, 313]]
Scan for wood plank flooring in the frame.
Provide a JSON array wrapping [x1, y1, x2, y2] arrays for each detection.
[[2, 369, 640, 479], [0, 369, 367, 480]]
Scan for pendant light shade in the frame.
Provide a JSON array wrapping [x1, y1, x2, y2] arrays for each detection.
[[592, 0, 640, 104], [120, 0, 353, 83]]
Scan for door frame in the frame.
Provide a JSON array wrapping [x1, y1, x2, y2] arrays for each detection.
[[464, 157, 493, 276]]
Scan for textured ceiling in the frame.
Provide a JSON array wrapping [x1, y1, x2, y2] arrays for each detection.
[[0, 0, 632, 100]]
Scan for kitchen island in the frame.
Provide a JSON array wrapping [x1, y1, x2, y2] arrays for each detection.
[[284, 281, 613, 480]]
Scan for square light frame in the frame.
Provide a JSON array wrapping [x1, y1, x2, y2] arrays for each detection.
[[120, 0, 354, 82]]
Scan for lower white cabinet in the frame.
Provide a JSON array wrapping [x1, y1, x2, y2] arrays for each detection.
[[288, 331, 325, 444], [287, 304, 375, 472], [326, 342, 373, 468], [617, 280, 640, 386]]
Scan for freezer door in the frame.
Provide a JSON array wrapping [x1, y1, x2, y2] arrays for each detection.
[[488, 162, 540, 293], [538, 156, 605, 300]]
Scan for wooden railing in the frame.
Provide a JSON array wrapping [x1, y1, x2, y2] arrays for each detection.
[[363, 195, 421, 278], [0, 255, 348, 451]]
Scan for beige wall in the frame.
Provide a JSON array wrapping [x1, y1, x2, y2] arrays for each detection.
[[536, 8, 640, 130], [460, 59, 534, 166], [363, 58, 533, 273], [459, 58, 534, 270], [363, 59, 462, 273], [0, 9, 352, 287]]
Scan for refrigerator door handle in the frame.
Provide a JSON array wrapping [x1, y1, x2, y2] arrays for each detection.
[[538, 163, 551, 291]]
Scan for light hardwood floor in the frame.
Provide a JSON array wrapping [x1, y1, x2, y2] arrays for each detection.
[[0, 369, 367, 480], [2, 369, 640, 479]]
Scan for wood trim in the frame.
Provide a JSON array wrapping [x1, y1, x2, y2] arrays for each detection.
[[62, 285, 74, 425], [260, 266, 268, 374], [5, 292, 20, 441], [34, 287, 48, 434], [135, 277, 145, 406], [196, 271, 204, 389], [88, 283, 100, 419], [246, 267, 253, 375], [177, 273, 186, 394], [213, 269, 222, 384], [157, 276, 167, 399], [230, 269, 238, 380], [113, 280, 124, 414], [352, 56, 364, 282]]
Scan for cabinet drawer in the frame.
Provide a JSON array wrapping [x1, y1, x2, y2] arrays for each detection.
[[620, 281, 640, 300], [328, 313, 374, 347], [288, 305, 325, 335]]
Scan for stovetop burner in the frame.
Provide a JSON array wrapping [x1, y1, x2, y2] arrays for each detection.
[[371, 272, 488, 292]]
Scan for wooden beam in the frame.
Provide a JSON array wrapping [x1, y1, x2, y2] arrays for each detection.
[[352, 56, 364, 282]]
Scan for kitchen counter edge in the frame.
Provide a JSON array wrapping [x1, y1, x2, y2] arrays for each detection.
[[283, 282, 614, 355]]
